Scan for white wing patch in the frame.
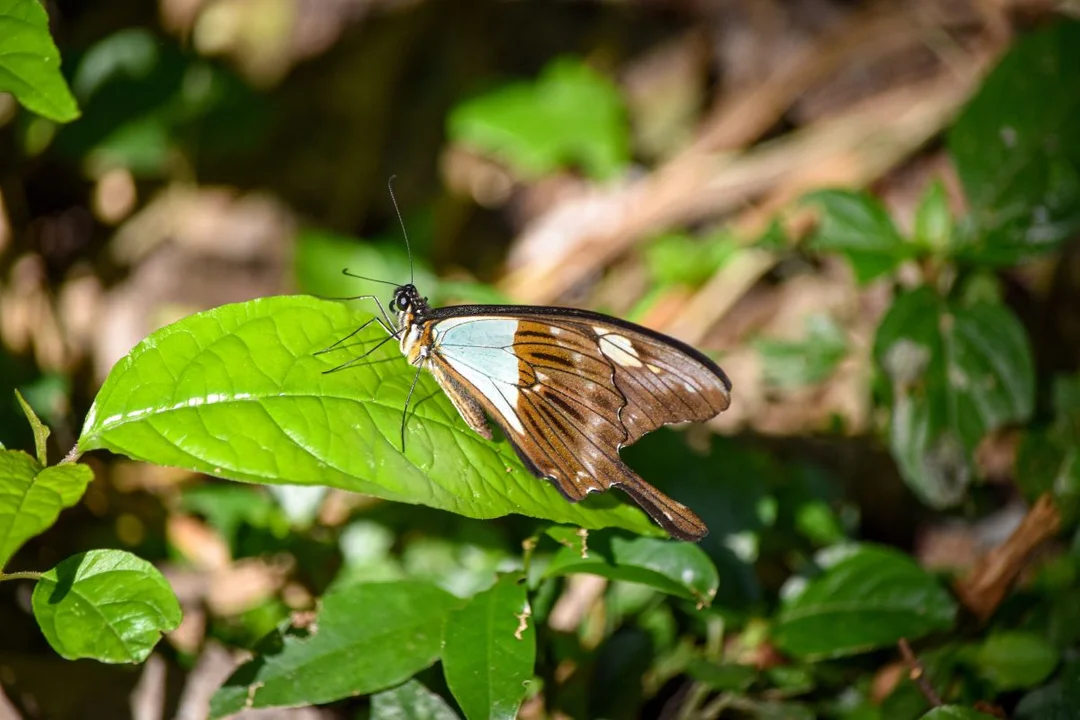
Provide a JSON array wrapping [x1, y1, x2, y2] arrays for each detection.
[[433, 317, 525, 434], [598, 332, 643, 368]]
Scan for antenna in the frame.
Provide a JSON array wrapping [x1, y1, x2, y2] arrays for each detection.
[[387, 175, 414, 285], [340, 268, 399, 287]]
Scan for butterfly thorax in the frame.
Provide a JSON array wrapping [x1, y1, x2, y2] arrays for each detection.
[[392, 284, 433, 366]]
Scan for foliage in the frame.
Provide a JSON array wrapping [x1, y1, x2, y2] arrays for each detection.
[[0, 0, 78, 122], [1, 6, 1079, 720]]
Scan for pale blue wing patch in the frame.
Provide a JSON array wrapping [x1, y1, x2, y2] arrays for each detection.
[[432, 317, 524, 434]]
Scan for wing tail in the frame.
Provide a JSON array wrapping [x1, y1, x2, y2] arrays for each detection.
[[614, 467, 708, 541]]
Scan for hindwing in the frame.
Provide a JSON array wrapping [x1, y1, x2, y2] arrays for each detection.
[[425, 309, 732, 541]]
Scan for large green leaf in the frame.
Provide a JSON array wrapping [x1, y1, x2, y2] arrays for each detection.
[[442, 575, 535, 720], [31, 549, 181, 663], [0, 0, 79, 122], [976, 631, 1058, 691], [77, 296, 655, 535], [448, 57, 629, 180], [805, 190, 913, 284], [948, 21, 1080, 264], [773, 544, 956, 659], [210, 580, 463, 716], [372, 680, 461, 720], [874, 287, 1034, 507], [0, 451, 93, 567], [544, 530, 719, 605]]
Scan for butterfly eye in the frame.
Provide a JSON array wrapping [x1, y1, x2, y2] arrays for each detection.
[[396, 294, 410, 311]]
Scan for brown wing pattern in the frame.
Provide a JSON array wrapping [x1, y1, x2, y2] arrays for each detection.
[[429, 314, 730, 540], [595, 328, 732, 445]]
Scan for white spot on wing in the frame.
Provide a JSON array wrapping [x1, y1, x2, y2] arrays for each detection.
[[599, 333, 642, 368]]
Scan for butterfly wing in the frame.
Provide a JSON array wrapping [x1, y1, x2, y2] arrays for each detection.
[[426, 309, 731, 541]]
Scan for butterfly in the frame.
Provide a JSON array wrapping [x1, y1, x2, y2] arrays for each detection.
[[320, 185, 732, 541]]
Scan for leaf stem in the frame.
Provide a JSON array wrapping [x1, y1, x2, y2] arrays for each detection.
[[0, 571, 43, 583]]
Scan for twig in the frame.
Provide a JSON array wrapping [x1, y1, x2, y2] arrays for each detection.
[[898, 638, 943, 707], [954, 493, 1062, 621]]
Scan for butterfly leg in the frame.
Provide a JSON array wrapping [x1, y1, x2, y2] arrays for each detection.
[[314, 316, 384, 356], [322, 333, 401, 374], [399, 357, 426, 452], [333, 293, 397, 332]]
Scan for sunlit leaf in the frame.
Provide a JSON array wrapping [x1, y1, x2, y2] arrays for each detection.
[[448, 57, 629, 180], [210, 581, 463, 716], [15, 389, 49, 465], [443, 575, 535, 720], [644, 232, 739, 288], [32, 549, 181, 663], [372, 680, 461, 720], [0, 452, 93, 568], [949, 20, 1080, 264], [774, 544, 956, 659], [0, 0, 79, 122], [875, 287, 1034, 507], [545, 531, 719, 605], [77, 296, 656, 535]]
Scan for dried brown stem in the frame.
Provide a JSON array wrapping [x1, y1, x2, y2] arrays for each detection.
[[954, 494, 1062, 622], [898, 638, 943, 707]]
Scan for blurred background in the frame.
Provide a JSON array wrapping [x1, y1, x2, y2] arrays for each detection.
[[1, 0, 1077, 717]]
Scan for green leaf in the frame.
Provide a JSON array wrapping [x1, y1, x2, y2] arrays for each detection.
[[294, 229, 435, 302], [77, 296, 655, 536], [875, 287, 1034, 507], [15, 389, 48, 465], [948, 21, 1080, 264], [0, 0, 79, 122], [372, 680, 462, 720], [402, 533, 515, 599], [644, 232, 739, 288], [1016, 372, 1080, 506], [1016, 660, 1080, 720], [0, 452, 93, 567], [756, 314, 849, 388], [805, 190, 911, 284], [210, 581, 462, 716], [545, 531, 719, 605], [913, 181, 953, 253], [443, 575, 535, 720], [181, 483, 287, 548], [920, 708, 1000, 720], [773, 544, 956, 659], [448, 57, 629, 180], [1016, 427, 1080, 506], [31, 549, 181, 663], [976, 631, 1058, 691], [686, 660, 756, 691]]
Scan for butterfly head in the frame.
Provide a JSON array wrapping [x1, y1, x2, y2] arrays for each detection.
[[392, 284, 429, 322]]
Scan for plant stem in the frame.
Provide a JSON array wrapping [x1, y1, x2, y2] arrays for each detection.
[[0, 571, 43, 583]]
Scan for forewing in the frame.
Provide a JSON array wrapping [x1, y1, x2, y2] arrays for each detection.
[[434, 316, 627, 500]]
